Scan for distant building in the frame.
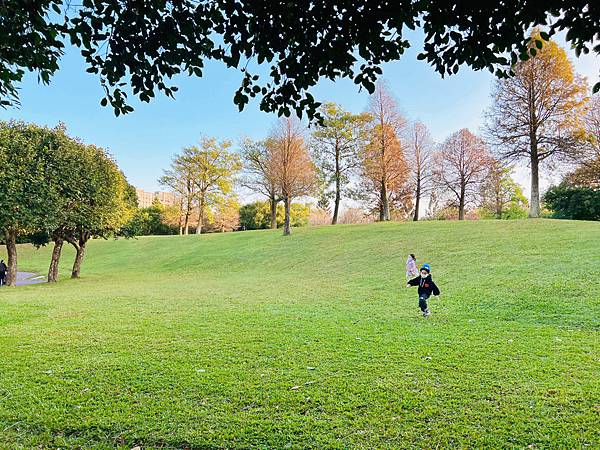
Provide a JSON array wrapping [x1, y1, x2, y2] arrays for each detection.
[[154, 191, 179, 207], [135, 188, 180, 208]]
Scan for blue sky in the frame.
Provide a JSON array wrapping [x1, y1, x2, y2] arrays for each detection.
[[1, 31, 598, 196]]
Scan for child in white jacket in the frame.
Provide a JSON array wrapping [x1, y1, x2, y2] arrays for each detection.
[[405, 254, 418, 279]]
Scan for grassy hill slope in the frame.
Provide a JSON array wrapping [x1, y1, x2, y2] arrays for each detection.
[[1, 219, 599, 448]]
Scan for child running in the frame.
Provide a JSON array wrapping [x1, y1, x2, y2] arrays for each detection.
[[405, 254, 418, 279], [406, 263, 440, 317]]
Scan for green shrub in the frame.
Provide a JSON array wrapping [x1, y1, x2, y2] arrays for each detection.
[[239, 201, 311, 230], [122, 203, 178, 236], [544, 186, 600, 221]]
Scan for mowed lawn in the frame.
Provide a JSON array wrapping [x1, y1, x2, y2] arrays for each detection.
[[1, 220, 599, 448]]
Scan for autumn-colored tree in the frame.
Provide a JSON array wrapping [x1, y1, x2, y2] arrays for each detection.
[[406, 121, 434, 221], [270, 118, 317, 236], [360, 123, 409, 220], [310, 103, 370, 224], [177, 138, 241, 234], [363, 81, 408, 220], [485, 30, 589, 218], [583, 94, 600, 159], [566, 162, 600, 189], [160, 202, 186, 234], [433, 129, 492, 220], [480, 161, 528, 219], [211, 196, 240, 232], [160, 156, 197, 235], [565, 94, 600, 188], [241, 138, 280, 229]]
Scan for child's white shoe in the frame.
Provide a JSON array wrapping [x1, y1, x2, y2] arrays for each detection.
[[423, 309, 431, 318]]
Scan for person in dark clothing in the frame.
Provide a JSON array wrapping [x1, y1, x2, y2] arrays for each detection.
[[406, 263, 440, 317], [0, 260, 7, 286]]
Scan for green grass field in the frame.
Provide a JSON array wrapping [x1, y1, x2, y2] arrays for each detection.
[[1, 220, 599, 448]]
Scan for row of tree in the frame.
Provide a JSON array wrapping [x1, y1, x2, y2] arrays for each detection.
[[160, 30, 598, 231], [0, 122, 135, 286], [161, 102, 522, 235]]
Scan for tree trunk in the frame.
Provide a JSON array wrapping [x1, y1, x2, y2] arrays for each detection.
[[332, 181, 341, 225], [178, 199, 184, 235], [495, 193, 503, 219], [413, 177, 421, 221], [183, 208, 190, 235], [380, 179, 390, 221], [4, 228, 17, 286], [283, 195, 291, 236], [528, 72, 541, 219], [68, 236, 88, 279], [458, 185, 466, 220], [379, 111, 389, 222], [332, 146, 341, 225], [196, 196, 204, 234], [48, 237, 64, 283], [270, 196, 278, 229], [529, 151, 541, 218]]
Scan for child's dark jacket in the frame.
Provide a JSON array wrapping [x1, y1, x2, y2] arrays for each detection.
[[408, 274, 440, 297]]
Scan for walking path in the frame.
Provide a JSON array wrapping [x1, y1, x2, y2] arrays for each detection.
[[15, 272, 45, 286]]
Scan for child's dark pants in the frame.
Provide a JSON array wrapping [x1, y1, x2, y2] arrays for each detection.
[[419, 294, 430, 312]]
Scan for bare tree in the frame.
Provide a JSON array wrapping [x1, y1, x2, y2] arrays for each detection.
[[426, 187, 441, 219], [433, 129, 493, 220], [365, 81, 408, 221], [241, 138, 280, 229], [406, 121, 434, 221], [485, 30, 588, 218], [270, 118, 317, 236]]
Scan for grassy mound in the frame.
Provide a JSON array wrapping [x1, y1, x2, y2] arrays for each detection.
[[1, 219, 599, 448]]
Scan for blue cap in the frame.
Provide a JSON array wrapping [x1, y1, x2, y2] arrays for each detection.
[[420, 263, 431, 273]]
